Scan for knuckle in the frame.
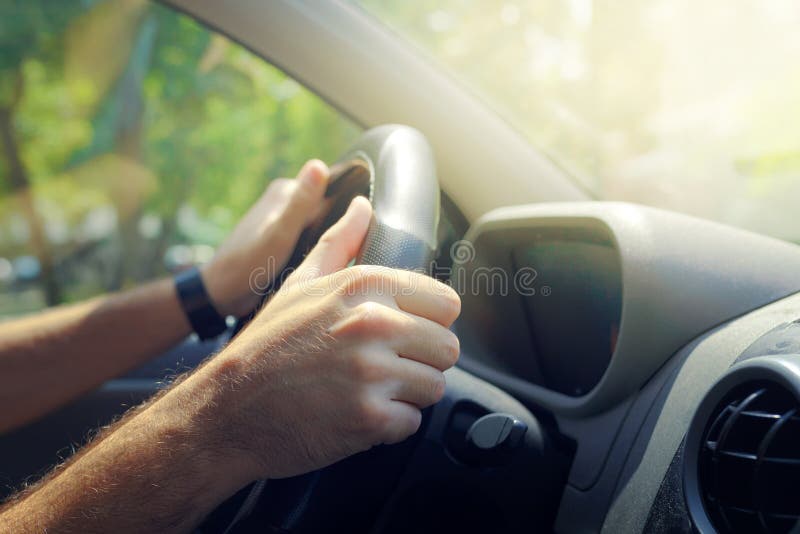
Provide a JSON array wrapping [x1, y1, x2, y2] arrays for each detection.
[[354, 300, 382, 320], [334, 267, 362, 294], [351, 301, 393, 336], [323, 291, 348, 315], [349, 351, 385, 383], [339, 266, 390, 295], [328, 301, 394, 340]]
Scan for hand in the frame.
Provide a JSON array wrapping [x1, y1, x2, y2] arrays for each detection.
[[189, 196, 461, 480], [201, 159, 330, 318]]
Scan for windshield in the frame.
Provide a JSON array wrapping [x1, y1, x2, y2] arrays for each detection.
[[356, 1, 800, 243]]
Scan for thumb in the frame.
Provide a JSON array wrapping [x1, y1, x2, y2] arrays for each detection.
[[289, 196, 372, 282]]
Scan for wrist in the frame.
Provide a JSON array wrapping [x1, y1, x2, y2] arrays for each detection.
[[164, 353, 264, 485], [200, 258, 258, 319], [146, 386, 255, 494]]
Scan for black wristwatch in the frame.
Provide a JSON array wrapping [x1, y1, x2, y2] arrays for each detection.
[[174, 266, 228, 340]]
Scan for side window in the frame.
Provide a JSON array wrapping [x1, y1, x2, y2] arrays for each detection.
[[0, 1, 360, 318]]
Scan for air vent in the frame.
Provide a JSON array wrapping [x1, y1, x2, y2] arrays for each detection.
[[697, 380, 800, 533]]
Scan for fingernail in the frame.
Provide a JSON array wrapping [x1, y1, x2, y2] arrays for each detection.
[[348, 195, 370, 212], [344, 197, 359, 213]]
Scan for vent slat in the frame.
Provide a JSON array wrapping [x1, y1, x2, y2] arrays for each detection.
[[713, 450, 756, 461], [697, 380, 800, 534], [738, 410, 782, 420]]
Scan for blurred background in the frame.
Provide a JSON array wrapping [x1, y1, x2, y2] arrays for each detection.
[[0, 0, 359, 317]]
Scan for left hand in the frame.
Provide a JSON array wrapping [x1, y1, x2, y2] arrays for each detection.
[[201, 159, 330, 317]]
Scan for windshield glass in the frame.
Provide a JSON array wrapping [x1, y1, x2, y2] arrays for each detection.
[[356, 0, 800, 243]]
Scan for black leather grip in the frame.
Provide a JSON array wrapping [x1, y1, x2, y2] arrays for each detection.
[[339, 125, 440, 274]]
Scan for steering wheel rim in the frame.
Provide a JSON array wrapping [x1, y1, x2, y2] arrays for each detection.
[[289, 124, 441, 278], [212, 125, 441, 533], [346, 124, 439, 271]]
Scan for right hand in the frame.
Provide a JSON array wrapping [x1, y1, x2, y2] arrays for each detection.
[[193, 196, 461, 481]]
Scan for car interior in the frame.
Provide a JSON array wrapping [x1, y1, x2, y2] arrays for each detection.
[[1, 1, 799, 533]]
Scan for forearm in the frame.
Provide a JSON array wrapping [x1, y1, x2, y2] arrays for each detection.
[[0, 278, 192, 432], [0, 365, 250, 533]]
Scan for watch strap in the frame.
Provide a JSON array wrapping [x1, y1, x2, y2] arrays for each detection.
[[174, 266, 228, 340]]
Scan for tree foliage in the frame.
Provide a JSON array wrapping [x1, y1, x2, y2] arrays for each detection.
[[0, 0, 360, 315]]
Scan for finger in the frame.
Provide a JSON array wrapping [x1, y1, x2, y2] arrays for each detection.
[[333, 302, 459, 371], [378, 400, 423, 445], [290, 196, 372, 281], [392, 312, 460, 371], [392, 274, 461, 328], [282, 159, 330, 228], [335, 267, 461, 327], [382, 356, 446, 409]]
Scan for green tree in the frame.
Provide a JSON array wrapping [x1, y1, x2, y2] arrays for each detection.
[[0, 1, 88, 304], [0, 0, 360, 315]]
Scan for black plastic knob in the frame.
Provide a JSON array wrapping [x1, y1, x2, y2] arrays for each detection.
[[463, 413, 528, 467]]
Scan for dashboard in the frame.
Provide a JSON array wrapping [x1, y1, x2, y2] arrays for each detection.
[[454, 201, 800, 533], [3, 200, 800, 533]]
